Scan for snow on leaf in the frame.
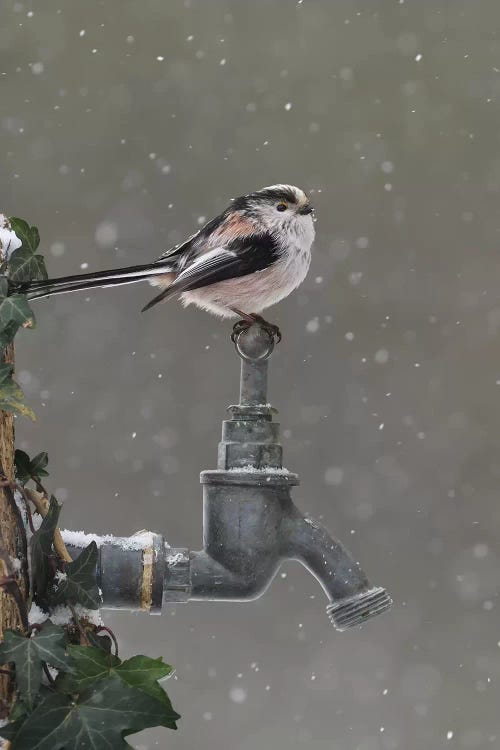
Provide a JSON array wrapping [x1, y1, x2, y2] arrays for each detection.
[[8, 218, 40, 255], [0, 215, 22, 260]]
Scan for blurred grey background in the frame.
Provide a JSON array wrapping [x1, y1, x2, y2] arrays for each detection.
[[1, 0, 500, 747]]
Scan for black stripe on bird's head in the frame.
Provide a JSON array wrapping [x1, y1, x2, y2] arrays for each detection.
[[230, 184, 312, 220]]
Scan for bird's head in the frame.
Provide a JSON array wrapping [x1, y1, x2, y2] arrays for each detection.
[[230, 184, 315, 241]]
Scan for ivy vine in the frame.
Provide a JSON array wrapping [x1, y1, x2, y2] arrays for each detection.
[[0, 218, 180, 748]]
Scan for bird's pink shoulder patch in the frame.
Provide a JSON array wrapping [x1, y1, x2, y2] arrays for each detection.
[[211, 212, 256, 244]]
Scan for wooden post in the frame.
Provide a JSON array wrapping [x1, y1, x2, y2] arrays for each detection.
[[0, 341, 19, 717], [0, 216, 24, 719]]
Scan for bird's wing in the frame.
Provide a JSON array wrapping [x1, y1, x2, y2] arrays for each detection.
[[142, 234, 280, 312], [156, 231, 200, 263]]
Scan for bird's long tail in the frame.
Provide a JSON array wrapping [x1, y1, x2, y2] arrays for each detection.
[[20, 261, 174, 301]]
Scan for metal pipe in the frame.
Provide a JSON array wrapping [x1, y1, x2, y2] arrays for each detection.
[[62, 530, 165, 614], [64, 324, 392, 632]]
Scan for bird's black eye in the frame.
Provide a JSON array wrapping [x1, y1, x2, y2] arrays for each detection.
[[276, 203, 287, 212]]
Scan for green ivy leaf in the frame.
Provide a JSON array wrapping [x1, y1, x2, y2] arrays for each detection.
[[9, 218, 40, 254], [3, 673, 180, 749], [0, 622, 71, 711], [14, 450, 49, 485], [5, 675, 180, 750], [58, 647, 174, 697], [0, 366, 36, 421], [0, 224, 38, 420], [50, 542, 100, 609], [0, 362, 14, 386], [9, 697, 30, 723], [116, 654, 174, 703], [29, 623, 71, 672], [0, 393, 36, 421], [0, 320, 20, 349], [0, 720, 24, 742], [8, 247, 48, 284], [7, 684, 55, 731], [56, 645, 179, 744], [30, 451, 49, 479], [56, 645, 120, 693], [14, 449, 32, 485], [0, 294, 35, 330], [31, 496, 61, 605], [55, 647, 177, 729], [115, 654, 175, 714]]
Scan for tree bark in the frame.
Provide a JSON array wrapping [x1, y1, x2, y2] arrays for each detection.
[[0, 340, 19, 718]]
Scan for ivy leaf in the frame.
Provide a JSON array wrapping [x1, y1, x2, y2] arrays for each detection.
[[0, 392, 36, 420], [50, 541, 100, 609], [14, 450, 49, 485], [59, 647, 173, 692], [31, 496, 60, 605], [56, 647, 176, 725], [8, 247, 48, 284], [116, 654, 174, 706], [30, 623, 71, 671], [8, 218, 40, 254], [4, 673, 180, 749], [14, 449, 32, 485], [0, 362, 14, 386], [0, 720, 24, 742], [56, 645, 119, 693], [115, 655, 176, 716], [30, 451, 49, 480], [0, 622, 70, 711], [0, 365, 36, 421], [0, 293, 35, 330], [8, 684, 55, 728], [0, 320, 20, 349], [9, 697, 30, 723], [0, 277, 13, 340]]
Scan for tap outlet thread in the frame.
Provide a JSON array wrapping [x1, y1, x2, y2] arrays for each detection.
[[326, 586, 392, 631]]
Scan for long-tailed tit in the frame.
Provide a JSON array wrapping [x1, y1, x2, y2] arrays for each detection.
[[22, 184, 315, 339]]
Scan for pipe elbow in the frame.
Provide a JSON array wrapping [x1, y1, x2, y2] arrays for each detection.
[[188, 550, 276, 601], [280, 509, 391, 630]]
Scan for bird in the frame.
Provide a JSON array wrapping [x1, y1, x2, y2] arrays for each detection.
[[21, 184, 315, 341]]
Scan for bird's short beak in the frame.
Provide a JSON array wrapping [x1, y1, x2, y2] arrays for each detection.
[[298, 204, 313, 215]]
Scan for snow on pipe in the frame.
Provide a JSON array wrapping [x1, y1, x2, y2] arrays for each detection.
[[63, 325, 392, 631], [62, 529, 166, 614]]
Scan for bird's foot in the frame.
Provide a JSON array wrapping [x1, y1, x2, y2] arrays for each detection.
[[231, 319, 253, 343], [249, 315, 282, 343], [231, 315, 281, 345]]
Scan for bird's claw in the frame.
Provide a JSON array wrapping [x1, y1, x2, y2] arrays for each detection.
[[231, 316, 282, 345], [253, 317, 282, 343], [231, 319, 252, 343]]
